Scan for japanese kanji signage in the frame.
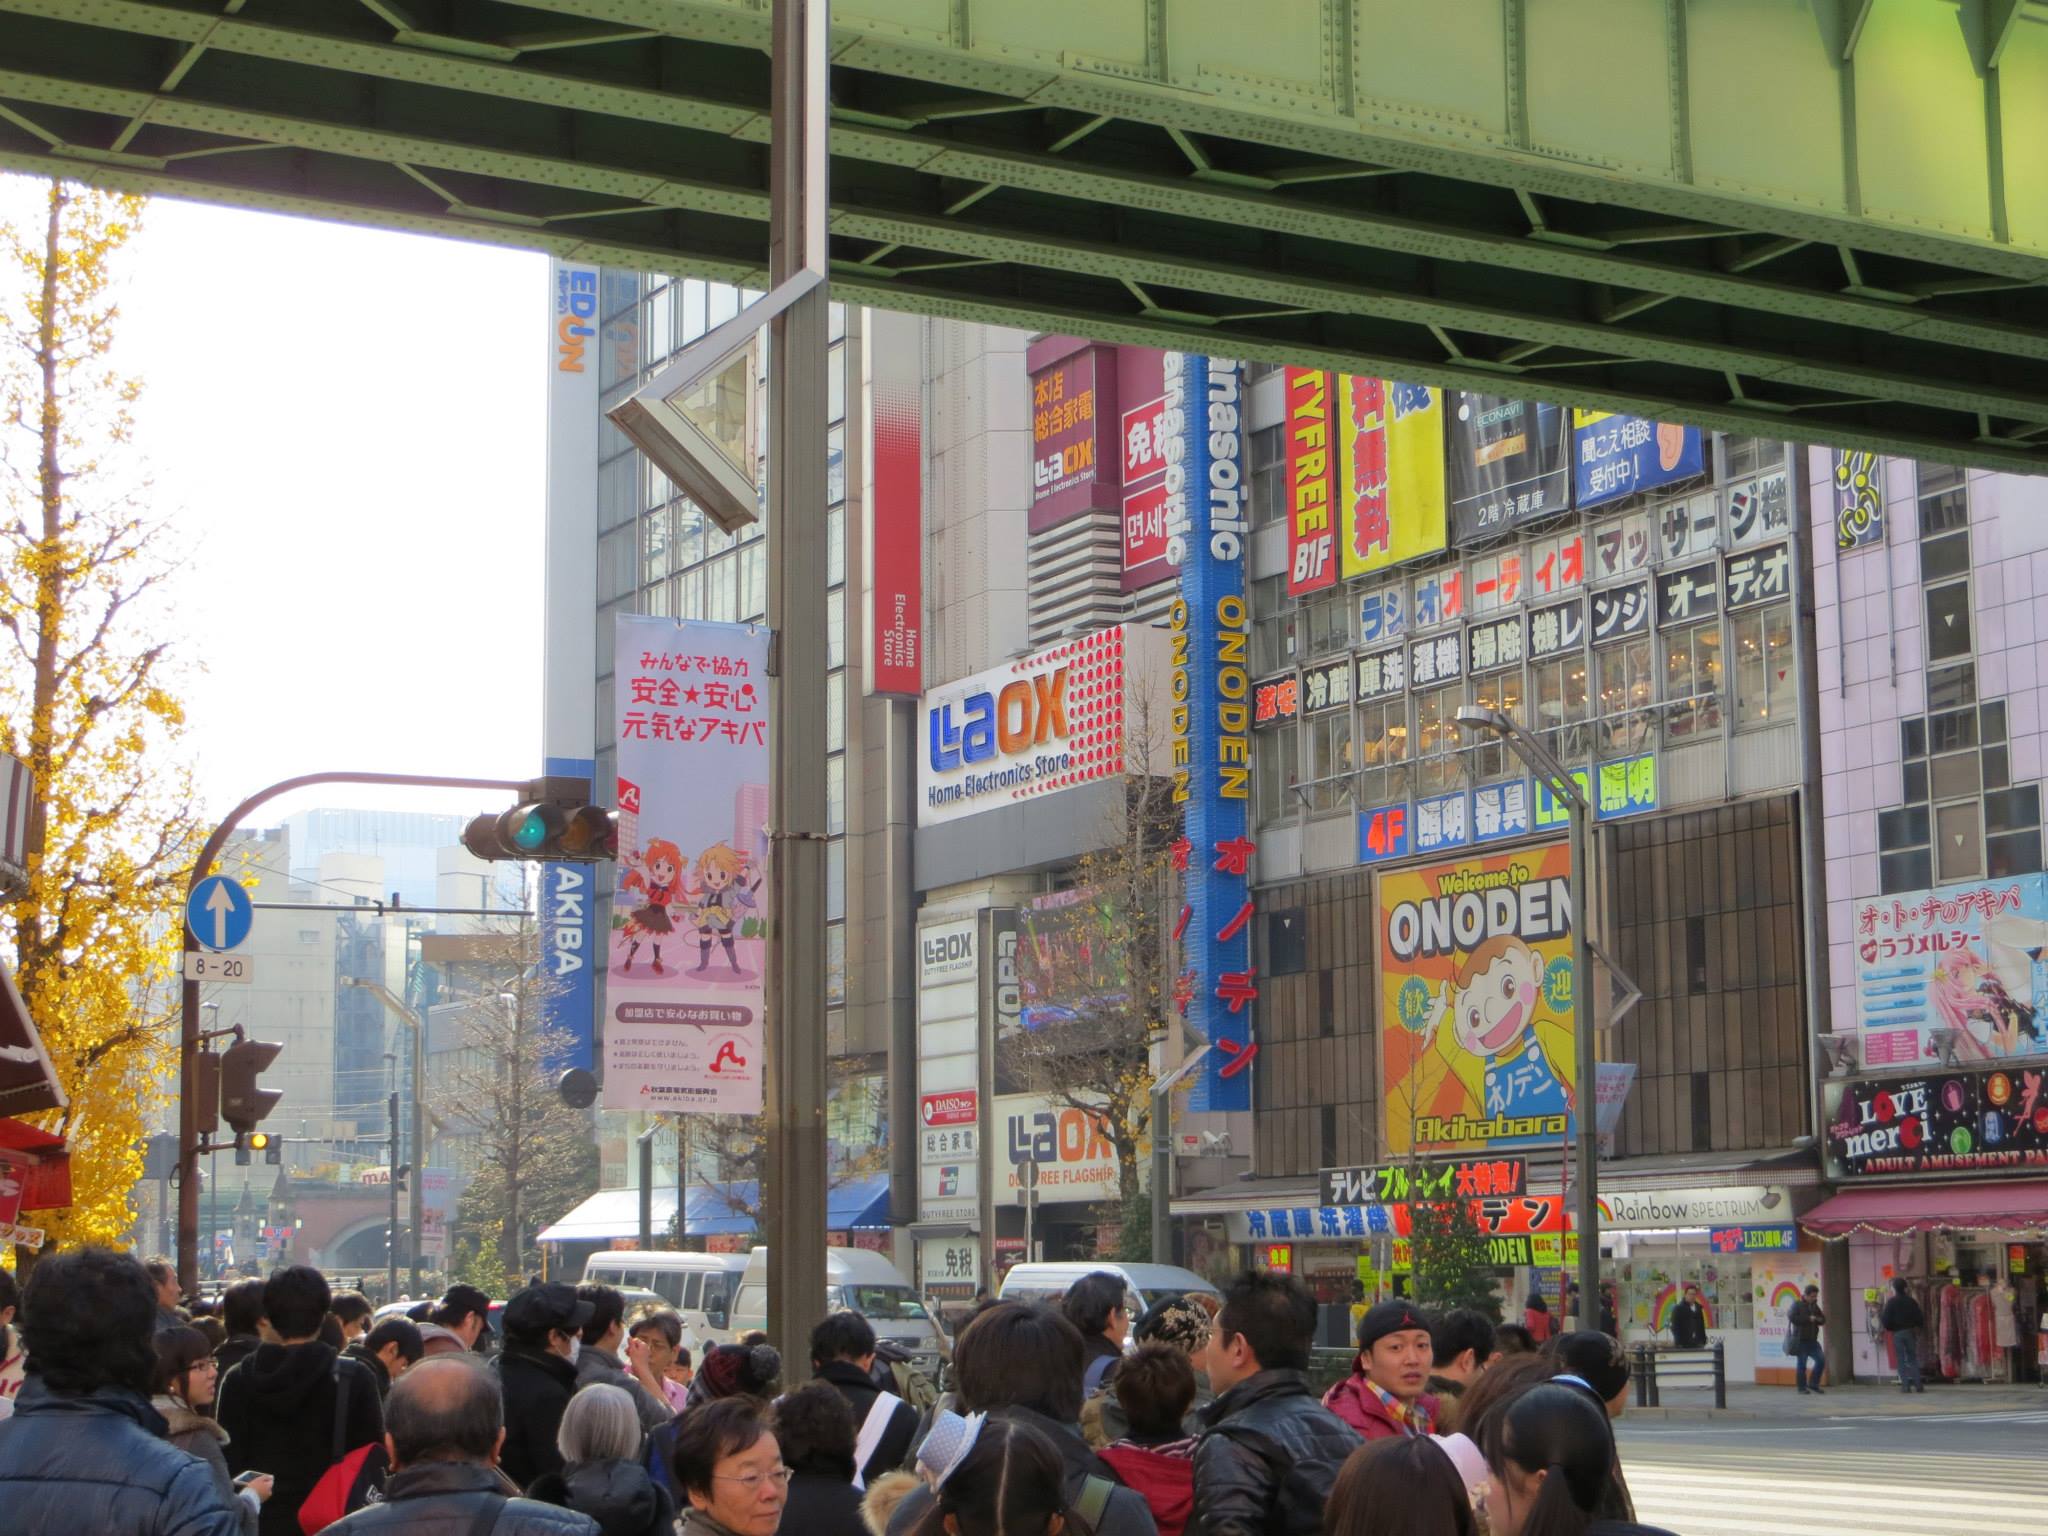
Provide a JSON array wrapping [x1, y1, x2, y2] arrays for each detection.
[[1358, 804, 1411, 864], [1379, 845, 1580, 1153], [1301, 657, 1352, 714], [1724, 543, 1792, 610], [1413, 567, 1464, 630], [1850, 875, 2048, 1069], [608, 614, 770, 1115], [1534, 754, 1657, 826], [1727, 470, 1791, 548], [1253, 672, 1300, 728], [1571, 410, 1704, 508], [1655, 560, 1721, 627], [1446, 393, 1569, 543], [1528, 599, 1586, 660], [919, 625, 1149, 827], [1355, 646, 1406, 702], [1321, 1156, 1530, 1206], [1120, 347, 1177, 589], [1409, 631, 1464, 689], [1340, 378, 1447, 578], [1028, 344, 1117, 531], [1589, 581, 1649, 642], [1467, 615, 1525, 674], [1833, 449, 1886, 553], [1167, 353, 1255, 1114], [1472, 780, 1534, 844], [1358, 583, 1407, 645], [1824, 1066, 2048, 1179], [1413, 791, 1469, 854], [1284, 368, 1338, 595], [1590, 511, 1653, 581]]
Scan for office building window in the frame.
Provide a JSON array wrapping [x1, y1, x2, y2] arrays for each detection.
[[1468, 664, 1524, 780], [1255, 726, 1299, 827], [1413, 684, 1463, 795], [1357, 697, 1410, 809], [1595, 635, 1654, 757], [1248, 426, 1286, 531], [1731, 603, 1795, 727], [1303, 709, 1354, 812], [1661, 618, 1723, 745], [1251, 575, 1296, 674], [1531, 652, 1590, 766]]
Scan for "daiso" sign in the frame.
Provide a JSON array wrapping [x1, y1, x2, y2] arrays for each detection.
[[918, 625, 1162, 828]]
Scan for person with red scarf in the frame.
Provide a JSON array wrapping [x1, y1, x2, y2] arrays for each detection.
[[1323, 1301, 1441, 1442]]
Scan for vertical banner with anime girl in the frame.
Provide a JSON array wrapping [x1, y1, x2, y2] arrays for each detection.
[[1378, 845, 1580, 1154], [606, 614, 771, 1114]]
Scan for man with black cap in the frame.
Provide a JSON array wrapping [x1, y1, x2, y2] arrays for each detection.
[[493, 1284, 594, 1489], [1322, 1299, 1440, 1441], [418, 1283, 493, 1359]]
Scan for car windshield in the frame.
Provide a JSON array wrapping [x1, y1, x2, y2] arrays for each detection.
[[833, 1284, 929, 1322]]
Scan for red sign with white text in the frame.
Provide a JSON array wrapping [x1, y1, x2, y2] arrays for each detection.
[[868, 311, 923, 697], [1122, 482, 1169, 575], [1284, 368, 1337, 595], [920, 1091, 978, 1128]]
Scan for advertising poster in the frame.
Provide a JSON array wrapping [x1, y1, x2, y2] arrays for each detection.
[[1753, 1253, 1822, 1367], [1851, 875, 2048, 1068], [1028, 345, 1116, 531], [607, 614, 770, 1114], [1571, 411, 1703, 509], [1833, 448, 1886, 552], [867, 307, 924, 697], [995, 888, 1132, 1095], [1446, 393, 1569, 544], [997, 1093, 1120, 1205], [917, 917, 980, 1222], [1166, 352, 1254, 1114], [1378, 845, 1579, 1154], [1118, 347, 1175, 591], [1339, 378, 1447, 578], [1283, 367, 1337, 594], [1824, 1066, 2048, 1179]]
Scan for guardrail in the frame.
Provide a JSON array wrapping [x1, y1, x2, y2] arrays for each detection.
[[1630, 1340, 1727, 1410]]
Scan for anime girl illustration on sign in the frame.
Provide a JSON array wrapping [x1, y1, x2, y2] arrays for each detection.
[[618, 837, 686, 974], [1379, 845, 1579, 1154], [686, 842, 762, 976]]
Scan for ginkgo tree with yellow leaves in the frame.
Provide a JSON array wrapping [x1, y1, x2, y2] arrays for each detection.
[[0, 178, 197, 1264]]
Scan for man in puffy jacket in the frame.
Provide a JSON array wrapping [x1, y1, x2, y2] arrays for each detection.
[[1192, 1272, 1359, 1536], [0, 1246, 244, 1535], [1787, 1284, 1827, 1395], [1324, 1301, 1441, 1441], [327, 1358, 596, 1536], [1880, 1277, 1926, 1393], [812, 1310, 918, 1485]]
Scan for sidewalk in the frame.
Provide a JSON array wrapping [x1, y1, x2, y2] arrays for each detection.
[[1627, 1378, 2047, 1421]]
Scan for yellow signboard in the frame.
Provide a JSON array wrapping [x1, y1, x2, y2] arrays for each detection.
[[1339, 378, 1447, 578]]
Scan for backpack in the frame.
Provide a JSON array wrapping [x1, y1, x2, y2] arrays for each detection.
[[299, 1363, 388, 1534], [876, 1343, 940, 1415], [1202, 1422, 1347, 1536]]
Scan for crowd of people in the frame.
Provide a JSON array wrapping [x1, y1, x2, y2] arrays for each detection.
[[0, 1248, 1678, 1536]]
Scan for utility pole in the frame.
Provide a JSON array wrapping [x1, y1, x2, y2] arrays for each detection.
[[177, 771, 529, 1293], [760, 0, 831, 1373], [386, 1084, 400, 1300], [342, 978, 429, 1295]]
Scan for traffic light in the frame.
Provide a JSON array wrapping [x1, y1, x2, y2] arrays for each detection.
[[393, 1162, 411, 1194], [193, 1050, 220, 1138], [234, 1132, 273, 1167], [218, 1038, 283, 1135], [462, 776, 616, 863]]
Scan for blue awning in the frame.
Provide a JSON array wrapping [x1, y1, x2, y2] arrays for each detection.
[[831, 1173, 893, 1231], [546, 1174, 895, 1244]]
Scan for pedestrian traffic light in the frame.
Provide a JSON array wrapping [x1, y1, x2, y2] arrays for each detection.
[[462, 776, 616, 863], [218, 1038, 283, 1134]]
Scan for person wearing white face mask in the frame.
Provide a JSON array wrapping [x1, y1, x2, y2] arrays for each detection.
[[495, 1284, 597, 1492]]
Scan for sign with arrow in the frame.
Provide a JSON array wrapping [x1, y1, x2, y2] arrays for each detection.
[[186, 875, 254, 953]]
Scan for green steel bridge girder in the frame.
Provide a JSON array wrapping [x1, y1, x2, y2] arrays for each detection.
[[1, 0, 2046, 471]]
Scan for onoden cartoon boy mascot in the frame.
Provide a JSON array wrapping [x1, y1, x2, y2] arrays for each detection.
[[1411, 935, 1574, 1127]]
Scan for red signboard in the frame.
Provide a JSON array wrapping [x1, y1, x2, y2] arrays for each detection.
[[1262, 1243, 1294, 1273], [1122, 393, 1168, 484], [1027, 344, 1118, 531], [1284, 367, 1337, 595], [868, 310, 923, 697], [1121, 482, 1169, 575], [919, 1090, 978, 1128]]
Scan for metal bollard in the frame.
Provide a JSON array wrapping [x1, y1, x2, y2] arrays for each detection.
[[1633, 1344, 1652, 1408], [1713, 1339, 1726, 1411]]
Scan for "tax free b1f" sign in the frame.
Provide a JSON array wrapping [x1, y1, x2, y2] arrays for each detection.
[[917, 624, 1165, 827]]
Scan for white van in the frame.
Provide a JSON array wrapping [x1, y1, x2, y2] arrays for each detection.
[[997, 1262, 1222, 1341], [731, 1247, 948, 1376], [581, 1251, 750, 1352]]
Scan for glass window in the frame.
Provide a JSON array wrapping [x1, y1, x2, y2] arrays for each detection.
[[828, 302, 846, 343], [1251, 576, 1297, 673], [1929, 707, 1977, 754], [1531, 653, 1592, 768], [601, 315, 638, 390], [1925, 583, 1972, 662], [827, 755, 846, 836], [1880, 848, 1933, 894], [1661, 618, 1723, 744], [1248, 426, 1287, 530], [1989, 830, 2044, 879], [826, 921, 846, 1006], [1878, 806, 1929, 850], [1303, 592, 1351, 658], [599, 455, 637, 532], [1937, 801, 1984, 883], [740, 543, 766, 623], [826, 587, 845, 671], [1931, 751, 1979, 801], [827, 506, 845, 590], [674, 502, 706, 570], [1594, 637, 1655, 757], [1921, 531, 1969, 582], [1986, 787, 2039, 836], [708, 284, 739, 328], [1984, 746, 2010, 791], [1304, 711, 1355, 812], [1981, 702, 2007, 744], [602, 270, 639, 320], [1723, 436, 1786, 479], [643, 284, 673, 368], [1927, 664, 1976, 711], [642, 506, 673, 584], [827, 341, 846, 424], [706, 555, 737, 623], [1413, 685, 1463, 794], [671, 566, 703, 621], [1357, 697, 1412, 809], [1732, 603, 1794, 728], [682, 278, 707, 343], [826, 838, 845, 922], [598, 526, 636, 601], [827, 424, 846, 508], [1469, 666, 1525, 780], [1255, 726, 1299, 826], [826, 671, 845, 752]]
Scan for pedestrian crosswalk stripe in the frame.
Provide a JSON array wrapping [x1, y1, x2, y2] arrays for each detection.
[[1623, 1450, 2044, 1536]]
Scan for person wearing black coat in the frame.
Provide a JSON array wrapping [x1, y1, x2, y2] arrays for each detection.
[[810, 1312, 919, 1485], [1668, 1286, 1709, 1352], [773, 1383, 869, 1536], [1879, 1278, 1927, 1393], [494, 1285, 597, 1492], [1191, 1274, 1359, 1536]]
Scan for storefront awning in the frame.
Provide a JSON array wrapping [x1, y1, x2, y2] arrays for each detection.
[[539, 1173, 894, 1244], [1800, 1179, 2048, 1238]]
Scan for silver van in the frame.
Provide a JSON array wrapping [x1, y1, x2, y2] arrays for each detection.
[[997, 1261, 1222, 1343], [731, 1247, 948, 1376]]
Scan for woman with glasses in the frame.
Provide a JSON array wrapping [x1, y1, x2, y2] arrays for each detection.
[[671, 1396, 790, 1536], [152, 1325, 271, 1534]]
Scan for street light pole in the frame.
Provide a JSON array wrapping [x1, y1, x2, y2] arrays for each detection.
[[1149, 1045, 1212, 1266], [342, 978, 429, 1294], [1453, 707, 1600, 1326]]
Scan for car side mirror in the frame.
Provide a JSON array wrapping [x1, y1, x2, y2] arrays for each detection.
[[705, 1308, 727, 1330]]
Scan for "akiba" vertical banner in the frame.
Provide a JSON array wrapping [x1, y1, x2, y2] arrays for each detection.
[[607, 614, 772, 1115], [1164, 354, 1254, 1114]]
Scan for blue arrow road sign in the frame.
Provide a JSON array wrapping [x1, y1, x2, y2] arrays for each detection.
[[187, 875, 254, 952]]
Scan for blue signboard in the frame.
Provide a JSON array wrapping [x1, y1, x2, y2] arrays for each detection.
[[1358, 803, 1411, 865], [1412, 790, 1469, 854], [1573, 411, 1704, 509], [187, 875, 254, 952], [1472, 780, 1533, 843], [1168, 354, 1253, 1115], [540, 755, 597, 1070]]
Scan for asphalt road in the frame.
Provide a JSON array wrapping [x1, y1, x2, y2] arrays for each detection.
[[1616, 1407, 2048, 1535]]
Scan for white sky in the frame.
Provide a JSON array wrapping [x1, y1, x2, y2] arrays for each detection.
[[71, 189, 550, 825]]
